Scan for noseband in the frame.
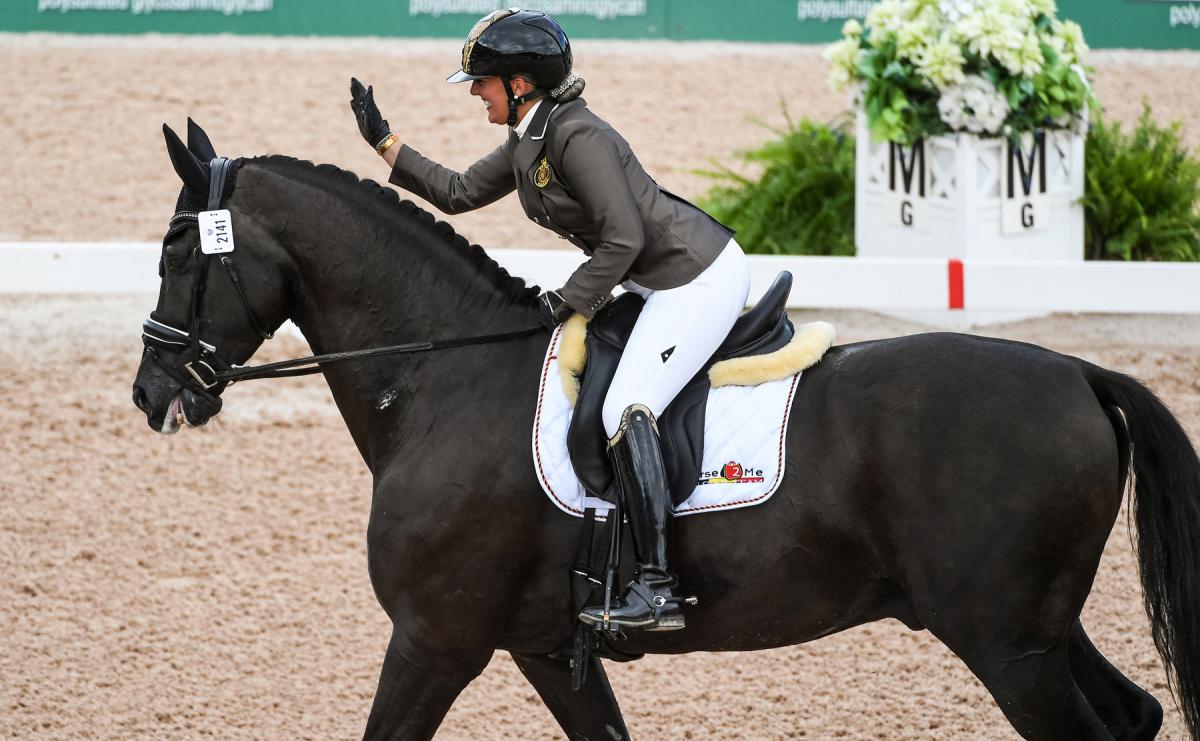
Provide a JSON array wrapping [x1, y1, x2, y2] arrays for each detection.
[[142, 157, 274, 393], [143, 156, 544, 398]]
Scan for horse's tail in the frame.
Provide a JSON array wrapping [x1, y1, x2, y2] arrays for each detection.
[[1086, 363, 1200, 739]]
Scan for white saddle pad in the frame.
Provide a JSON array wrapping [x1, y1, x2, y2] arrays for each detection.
[[531, 324, 801, 518]]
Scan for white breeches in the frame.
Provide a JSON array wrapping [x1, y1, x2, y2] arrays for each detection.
[[602, 239, 752, 438]]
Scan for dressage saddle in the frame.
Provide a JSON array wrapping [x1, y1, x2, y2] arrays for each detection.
[[567, 271, 795, 504]]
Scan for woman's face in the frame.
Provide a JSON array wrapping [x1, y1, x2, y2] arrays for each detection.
[[470, 76, 510, 125], [469, 76, 534, 126]]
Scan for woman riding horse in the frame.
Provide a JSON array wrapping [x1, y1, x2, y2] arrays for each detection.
[[350, 8, 750, 632]]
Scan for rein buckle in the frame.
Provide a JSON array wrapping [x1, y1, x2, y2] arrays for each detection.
[[184, 360, 220, 390]]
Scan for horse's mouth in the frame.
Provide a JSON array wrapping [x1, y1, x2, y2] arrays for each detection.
[[153, 391, 219, 434], [155, 395, 184, 434]]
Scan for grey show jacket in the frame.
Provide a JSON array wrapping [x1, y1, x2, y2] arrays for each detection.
[[388, 98, 734, 318]]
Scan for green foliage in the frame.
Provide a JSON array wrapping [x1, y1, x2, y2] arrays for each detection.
[[856, 38, 946, 145], [697, 115, 856, 257], [995, 41, 1097, 134], [1082, 104, 1200, 261], [698, 103, 1200, 262]]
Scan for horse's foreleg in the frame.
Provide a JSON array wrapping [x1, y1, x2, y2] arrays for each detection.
[[362, 628, 492, 741], [511, 651, 630, 740]]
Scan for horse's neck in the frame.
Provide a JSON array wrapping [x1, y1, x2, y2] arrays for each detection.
[[243, 162, 539, 470], [251, 167, 534, 354]]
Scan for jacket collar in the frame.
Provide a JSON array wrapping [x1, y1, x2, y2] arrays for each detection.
[[512, 99, 546, 139], [511, 98, 564, 173]]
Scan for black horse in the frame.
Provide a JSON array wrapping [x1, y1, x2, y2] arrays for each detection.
[[132, 122, 1200, 740]]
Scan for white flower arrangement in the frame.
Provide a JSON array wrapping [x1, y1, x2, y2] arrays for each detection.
[[826, 0, 1094, 143], [937, 75, 1009, 133]]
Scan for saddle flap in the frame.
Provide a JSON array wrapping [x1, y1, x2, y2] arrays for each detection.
[[566, 294, 645, 499]]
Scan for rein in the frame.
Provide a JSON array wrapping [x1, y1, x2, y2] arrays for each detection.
[[170, 325, 545, 386], [144, 157, 545, 392]]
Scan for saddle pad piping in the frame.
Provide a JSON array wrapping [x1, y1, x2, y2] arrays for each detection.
[[674, 371, 801, 517], [532, 326, 583, 516]]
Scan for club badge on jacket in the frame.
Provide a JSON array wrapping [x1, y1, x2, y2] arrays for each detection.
[[534, 157, 551, 188]]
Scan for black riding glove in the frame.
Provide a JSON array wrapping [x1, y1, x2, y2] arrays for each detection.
[[537, 290, 573, 332], [350, 77, 392, 150]]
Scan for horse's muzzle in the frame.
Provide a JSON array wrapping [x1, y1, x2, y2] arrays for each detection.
[[132, 351, 223, 432]]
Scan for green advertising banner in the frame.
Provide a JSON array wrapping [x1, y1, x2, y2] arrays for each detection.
[[2, 0, 1198, 48]]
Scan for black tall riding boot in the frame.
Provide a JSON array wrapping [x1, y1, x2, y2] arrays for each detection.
[[579, 404, 686, 632]]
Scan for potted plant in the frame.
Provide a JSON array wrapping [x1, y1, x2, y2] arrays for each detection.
[[827, 0, 1096, 261]]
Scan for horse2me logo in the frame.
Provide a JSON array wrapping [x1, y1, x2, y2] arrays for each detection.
[[697, 461, 765, 485]]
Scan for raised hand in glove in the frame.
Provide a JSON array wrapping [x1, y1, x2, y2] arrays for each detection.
[[349, 77, 392, 151], [537, 290, 574, 332]]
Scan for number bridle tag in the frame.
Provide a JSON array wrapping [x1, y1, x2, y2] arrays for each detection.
[[198, 209, 236, 254]]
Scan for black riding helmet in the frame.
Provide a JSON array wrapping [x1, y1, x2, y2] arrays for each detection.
[[447, 8, 574, 126]]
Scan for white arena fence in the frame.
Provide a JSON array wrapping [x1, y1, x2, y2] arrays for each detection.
[[3, 243, 1200, 320]]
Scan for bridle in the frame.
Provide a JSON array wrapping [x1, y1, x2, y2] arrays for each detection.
[[142, 157, 275, 393], [141, 156, 544, 398]]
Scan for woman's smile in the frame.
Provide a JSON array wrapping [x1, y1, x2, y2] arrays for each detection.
[[470, 76, 509, 125]]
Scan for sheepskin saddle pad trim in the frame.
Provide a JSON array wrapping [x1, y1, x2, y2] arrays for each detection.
[[556, 315, 836, 404]]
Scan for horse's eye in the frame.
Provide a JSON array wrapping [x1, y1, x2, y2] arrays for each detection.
[[163, 244, 192, 273]]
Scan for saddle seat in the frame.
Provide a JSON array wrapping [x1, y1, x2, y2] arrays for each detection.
[[566, 272, 798, 505]]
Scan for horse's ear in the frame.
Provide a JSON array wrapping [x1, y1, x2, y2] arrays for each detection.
[[186, 117, 218, 161], [163, 123, 209, 195]]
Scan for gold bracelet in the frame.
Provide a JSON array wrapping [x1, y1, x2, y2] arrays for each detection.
[[375, 134, 399, 155]]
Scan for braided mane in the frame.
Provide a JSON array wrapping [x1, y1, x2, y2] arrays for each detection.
[[245, 155, 540, 306]]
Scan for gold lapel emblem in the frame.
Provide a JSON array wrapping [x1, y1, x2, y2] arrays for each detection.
[[534, 157, 552, 188]]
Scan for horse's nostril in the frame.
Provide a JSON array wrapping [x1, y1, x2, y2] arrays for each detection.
[[132, 385, 151, 414]]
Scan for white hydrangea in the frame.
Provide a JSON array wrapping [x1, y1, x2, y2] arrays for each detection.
[[1059, 19, 1088, 63], [895, 11, 938, 61], [903, 0, 941, 19], [825, 37, 862, 92], [954, 5, 1027, 60], [865, 0, 905, 42], [842, 17, 863, 39], [1041, 22, 1067, 57], [938, 75, 1012, 134], [995, 0, 1031, 20], [1027, 0, 1057, 17], [917, 32, 968, 88], [994, 29, 1045, 78], [939, 0, 974, 23]]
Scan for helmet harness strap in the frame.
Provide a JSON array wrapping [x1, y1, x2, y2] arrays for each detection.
[[501, 75, 548, 127]]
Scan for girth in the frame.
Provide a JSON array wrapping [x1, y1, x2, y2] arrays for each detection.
[[567, 271, 795, 504]]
